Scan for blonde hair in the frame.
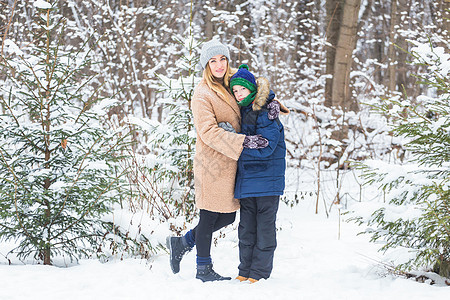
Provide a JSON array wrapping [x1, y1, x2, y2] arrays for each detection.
[[203, 59, 237, 102]]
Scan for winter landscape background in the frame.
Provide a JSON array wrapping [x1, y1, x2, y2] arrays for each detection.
[[0, 0, 449, 299]]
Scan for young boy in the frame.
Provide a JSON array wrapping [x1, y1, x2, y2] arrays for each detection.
[[229, 64, 289, 283]]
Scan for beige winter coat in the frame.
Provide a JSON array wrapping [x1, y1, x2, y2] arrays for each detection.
[[191, 79, 246, 213]]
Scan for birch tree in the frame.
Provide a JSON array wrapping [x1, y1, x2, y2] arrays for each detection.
[[331, 0, 361, 111]]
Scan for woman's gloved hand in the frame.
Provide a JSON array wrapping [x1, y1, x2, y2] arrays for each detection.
[[243, 134, 268, 149], [218, 122, 236, 133], [267, 100, 280, 120]]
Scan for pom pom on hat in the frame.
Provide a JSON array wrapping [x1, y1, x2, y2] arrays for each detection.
[[238, 64, 249, 70]]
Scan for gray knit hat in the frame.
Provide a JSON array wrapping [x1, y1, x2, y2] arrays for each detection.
[[199, 39, 230, 69]]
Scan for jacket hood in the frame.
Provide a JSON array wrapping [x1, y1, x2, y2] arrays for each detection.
[[253, 77, 290, 115]]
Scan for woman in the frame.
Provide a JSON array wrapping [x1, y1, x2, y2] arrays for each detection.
[[166, 39, 268, 282]]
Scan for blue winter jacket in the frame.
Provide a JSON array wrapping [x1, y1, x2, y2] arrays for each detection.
[[234, 77, 287, 199]]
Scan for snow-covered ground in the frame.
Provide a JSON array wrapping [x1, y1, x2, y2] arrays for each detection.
[[1, 169, 449, 299]]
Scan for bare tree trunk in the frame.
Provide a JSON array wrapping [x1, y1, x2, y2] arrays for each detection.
[[331, 0, 361, 111], [1, 0, 17, 56], [297, 0, 315, 73], [431, 0, 449, 98], [388, 0, 398, 93], [325, 0, 343, 107], [43, 8, 52, 266], [134, 0, 147, 119], [376, 1, 388, 87], [395, 0, 409, 95], [357, 0, 375, 75], [232, 0, 252, 64], [0, 1, 7, 55], [205, 0, 214, 40], [441, 0, 450, 43]]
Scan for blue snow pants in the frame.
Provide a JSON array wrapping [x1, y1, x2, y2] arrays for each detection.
[[238, 195, 280, 280]]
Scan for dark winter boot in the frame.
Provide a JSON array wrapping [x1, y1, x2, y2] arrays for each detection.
[[196, 264, 232, 282], [166, 236, 192, 274]]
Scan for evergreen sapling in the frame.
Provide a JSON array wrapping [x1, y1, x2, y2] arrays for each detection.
[[0, 3, 130, 265], [353, 42, 450, 278]]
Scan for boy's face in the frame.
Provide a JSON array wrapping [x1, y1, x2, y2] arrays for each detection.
[[232, 85, 251, 102], [208, 55, 228, 78]]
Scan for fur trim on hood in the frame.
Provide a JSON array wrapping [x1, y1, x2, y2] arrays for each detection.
[[252, 77, 290, 115]]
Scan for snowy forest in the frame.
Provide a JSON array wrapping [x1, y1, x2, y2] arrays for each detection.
[[0, 0, 449, 298]]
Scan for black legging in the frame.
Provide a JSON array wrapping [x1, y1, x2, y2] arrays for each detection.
[[192, 209, 236, 257]]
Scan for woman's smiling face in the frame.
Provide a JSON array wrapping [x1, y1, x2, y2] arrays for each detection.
[[208, 55, 228, 78]]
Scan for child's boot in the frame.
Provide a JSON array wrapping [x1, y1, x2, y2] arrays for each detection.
[[235, 275, 248, 282]]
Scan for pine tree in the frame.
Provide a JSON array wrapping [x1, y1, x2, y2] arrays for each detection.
[[0, 3, 130, 265], [353, 42, 450, 277]]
